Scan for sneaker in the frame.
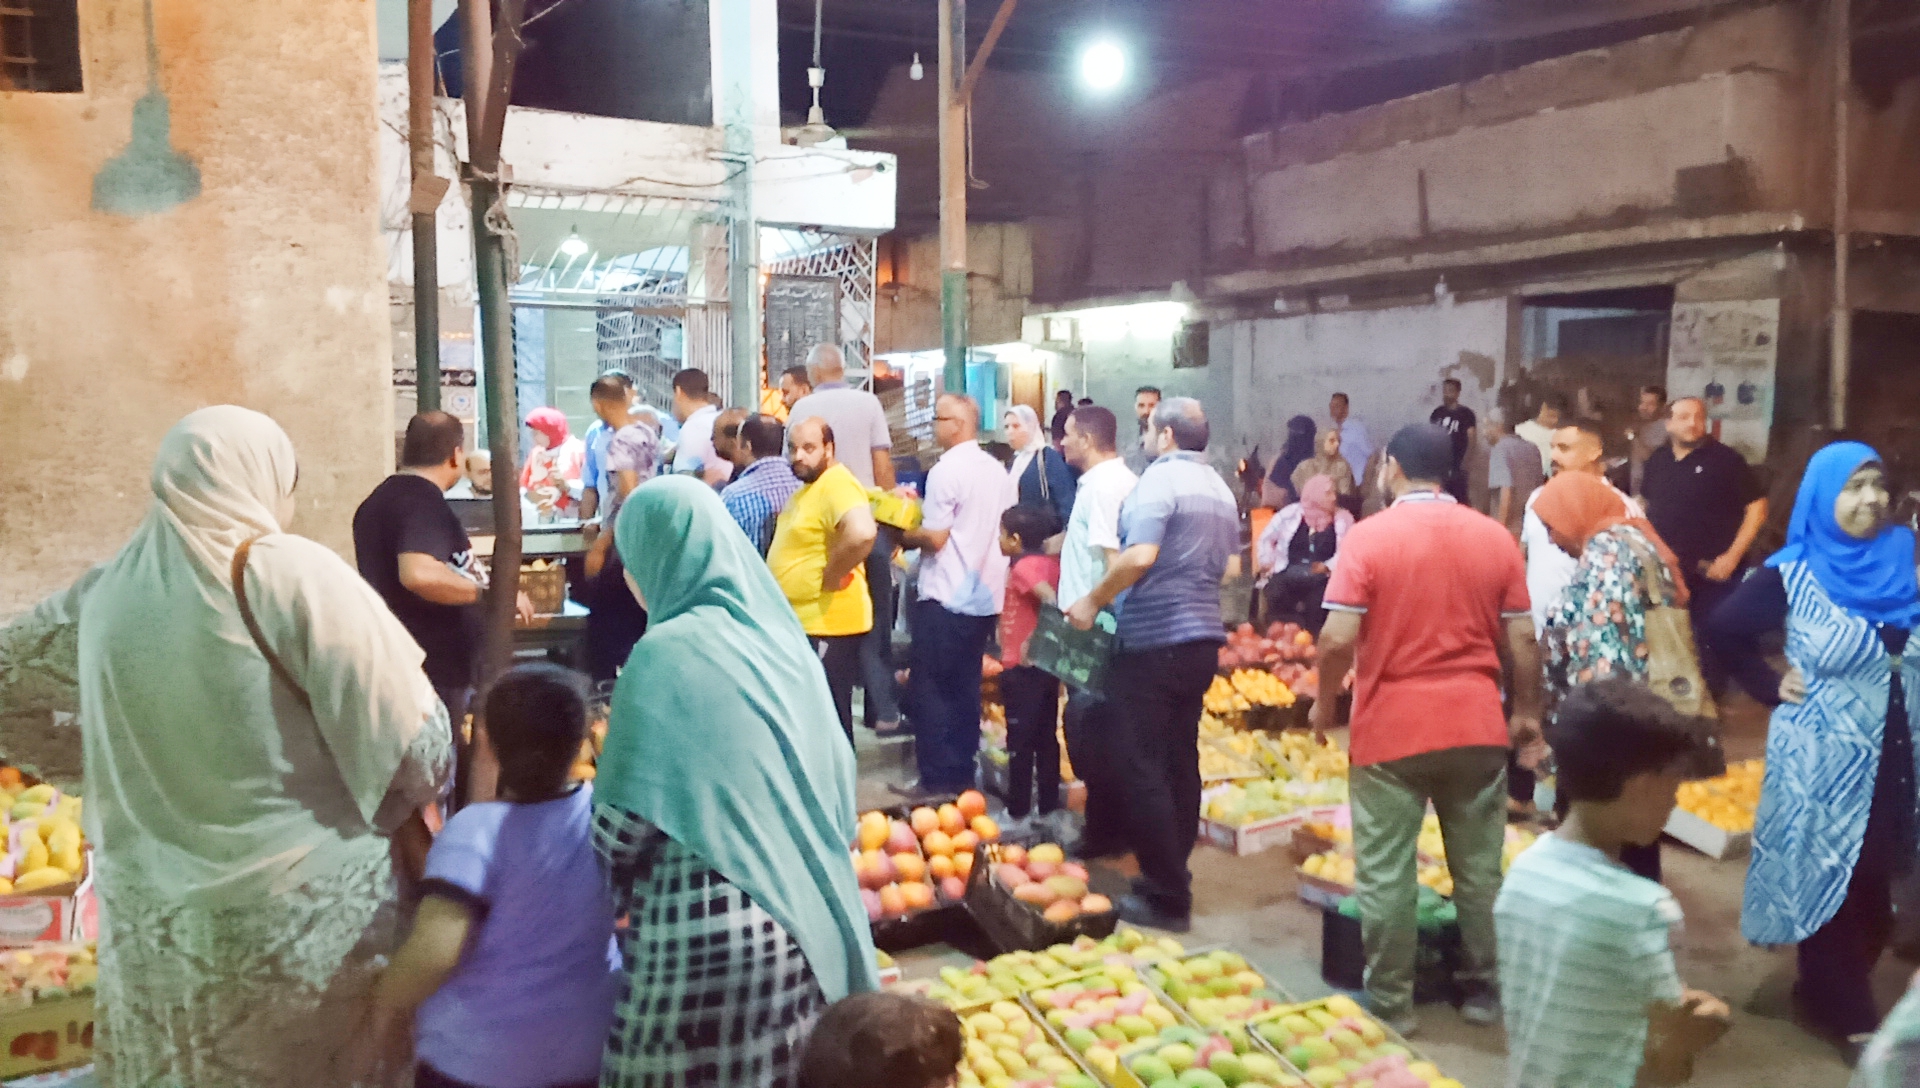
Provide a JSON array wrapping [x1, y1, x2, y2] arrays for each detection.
[[1460, 983, 1502, 1027], [1357, 992, 1419, 1038], [1115, 894, 1192, 933]]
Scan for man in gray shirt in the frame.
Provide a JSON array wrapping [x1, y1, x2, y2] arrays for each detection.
[[788, 343, 902, 732]]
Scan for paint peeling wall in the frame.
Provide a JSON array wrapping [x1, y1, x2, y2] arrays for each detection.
[[0, 0, 392, 616]]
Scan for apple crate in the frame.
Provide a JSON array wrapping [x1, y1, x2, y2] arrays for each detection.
[[964, 844, 1118, 955], [0, 996, 92, 1081], [1662, 807, 1751, 860]]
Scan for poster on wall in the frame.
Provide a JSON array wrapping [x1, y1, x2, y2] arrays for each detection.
[[1666, 298, 1780, 463]]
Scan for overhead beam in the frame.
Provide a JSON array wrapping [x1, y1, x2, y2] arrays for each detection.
[[959, 0, 1018, 104]]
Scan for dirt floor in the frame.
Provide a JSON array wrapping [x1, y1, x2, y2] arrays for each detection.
[[860, 689, 1902, 1088]]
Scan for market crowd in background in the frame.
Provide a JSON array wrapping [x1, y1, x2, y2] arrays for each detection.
[[12, 350, 1920, 1088]]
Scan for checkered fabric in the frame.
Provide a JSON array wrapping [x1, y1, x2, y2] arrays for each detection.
[[721, 457, 805, 556], [593, 804, 826, 1088]]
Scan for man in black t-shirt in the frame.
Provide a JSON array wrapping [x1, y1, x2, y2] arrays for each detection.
[[1429, 378, 1478, 505], [1641, 396, 1768, 689], [354, 412, 532, 782]]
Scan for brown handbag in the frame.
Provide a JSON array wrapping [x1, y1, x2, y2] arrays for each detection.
[[1622, 534, 1718, 720]]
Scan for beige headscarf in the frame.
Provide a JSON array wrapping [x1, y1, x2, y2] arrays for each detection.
[[77, 406, 436, 905]]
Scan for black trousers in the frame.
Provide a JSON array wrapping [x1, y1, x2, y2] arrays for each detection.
[[1683, 570, 1739, 694], [1064, 689, 1125, 853], [812, 635, 864, 744], [585, 534, 649, 683], [1107, 639, 1220, 916], [1263, 567, 1332, 635], [1001, 665, 1062, 819]]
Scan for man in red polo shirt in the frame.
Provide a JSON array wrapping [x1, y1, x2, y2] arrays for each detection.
[[1311, 423, 1544, 1036]]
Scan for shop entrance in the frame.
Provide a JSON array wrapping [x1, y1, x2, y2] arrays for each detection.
[[1514, 285, 1675, 462]]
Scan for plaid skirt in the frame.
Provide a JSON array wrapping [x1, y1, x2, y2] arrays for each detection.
[[593, 805, 827, 1088]]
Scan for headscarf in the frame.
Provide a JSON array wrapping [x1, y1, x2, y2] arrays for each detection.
[[525, 406, 571, 447], [1300, 474, 1339, 533], [1767, 441, 1920, 627], [1005, 404, 1047, 487], [1269, 414, 1318, 489], [77, 407, 436, 905], [598, 476, 879, 1001], [1533, 471, 1691, 606]]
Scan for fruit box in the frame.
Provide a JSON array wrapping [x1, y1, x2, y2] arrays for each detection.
[[0, 996, 93, 1080], [1245, 996, 1451, 1088], [1140, 948, 1296, 1032], [1021, 965, 1185, 1086], [1110, 1026, 1294, 1088], [1662, 807, 1751, 860], [965, 844, 1118, 955], [0, 854, 96, 948], [955, 994, 1103, 1088], [863, 802, 975, 953]]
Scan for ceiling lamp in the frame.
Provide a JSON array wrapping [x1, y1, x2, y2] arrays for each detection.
[[1079, 39, 1126, 92], [560, 228, 589, 258]]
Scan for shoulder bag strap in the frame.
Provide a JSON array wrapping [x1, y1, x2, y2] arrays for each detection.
[[1037, 449, 1051, 503], [231, 536, 313, 712]]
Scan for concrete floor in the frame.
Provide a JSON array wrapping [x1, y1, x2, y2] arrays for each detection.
[[863, 690, 1898, 1088]]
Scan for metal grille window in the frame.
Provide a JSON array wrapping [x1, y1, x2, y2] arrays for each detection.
[[1, 0, 82, 93]]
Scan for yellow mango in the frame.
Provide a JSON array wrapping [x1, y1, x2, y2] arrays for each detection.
[[17, 785, 55, 806], [0, 878, 15, 895], [47, 825, 78, 857], [21, 838, 47, 874], [50, 843, 80, 875], [12, 867, 69, 893]]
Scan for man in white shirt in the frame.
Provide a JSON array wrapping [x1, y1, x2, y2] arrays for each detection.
[[1057, 405, 1138, 858], [896, 394, 1017, 799], [668, 369, 732, 486], [788, 343, 903, 732], [1326, 392, 1374, 487], [1523, 417, 1643, 636], [1513, 394, 1565, 475]]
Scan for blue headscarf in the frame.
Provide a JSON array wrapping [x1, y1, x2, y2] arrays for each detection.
[[1767, 441, 1920, 627]]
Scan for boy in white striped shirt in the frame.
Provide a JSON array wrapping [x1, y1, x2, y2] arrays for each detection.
[[1497, 679, 1730, 1087]]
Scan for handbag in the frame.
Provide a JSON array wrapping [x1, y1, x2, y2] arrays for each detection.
[[1622, 535, 1718, 720]]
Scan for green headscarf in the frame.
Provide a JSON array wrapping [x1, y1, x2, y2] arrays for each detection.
[[599, 475, 879, 1001]]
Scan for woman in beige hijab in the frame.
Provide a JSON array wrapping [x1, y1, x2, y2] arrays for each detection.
[[0, 406, 450, 1086]]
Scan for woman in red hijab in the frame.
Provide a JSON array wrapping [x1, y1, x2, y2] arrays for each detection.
[[521, 407, 586, 516], [1534, 470, 1696, 881]]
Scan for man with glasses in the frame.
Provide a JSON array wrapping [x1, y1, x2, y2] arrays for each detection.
[[896, 394, 1016, 800]]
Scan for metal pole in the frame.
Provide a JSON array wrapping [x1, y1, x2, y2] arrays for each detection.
[[718, 0, 760, 409], [409, 0, 443, 411], [1829, 0, 1853, 430], [938, 0, 968, 395]]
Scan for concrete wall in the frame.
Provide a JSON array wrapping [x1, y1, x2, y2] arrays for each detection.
[[1215, 298, 1514, 471], [1, 0, 392, 616], [875, 225, 1033, 355]]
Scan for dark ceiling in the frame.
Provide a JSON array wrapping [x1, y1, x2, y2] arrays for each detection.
[[777, 0, 1920, 129]]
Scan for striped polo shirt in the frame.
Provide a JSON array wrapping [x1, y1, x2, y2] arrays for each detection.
[[1112, 450, 1238, 652], [1496, 833, 1686, 1088]]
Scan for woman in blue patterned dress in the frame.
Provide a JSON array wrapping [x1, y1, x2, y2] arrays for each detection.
[[592, 476, 880, 1087], [1536, 470, 1695, 881], [1707, 442, 1920, 1053]]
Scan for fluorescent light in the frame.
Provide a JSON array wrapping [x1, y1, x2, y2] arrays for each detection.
[[1079, 39, 1126, 92], [560, 228, 589, 258]]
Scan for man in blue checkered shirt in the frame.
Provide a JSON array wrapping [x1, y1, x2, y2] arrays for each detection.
[[720, 414, 804, 554]]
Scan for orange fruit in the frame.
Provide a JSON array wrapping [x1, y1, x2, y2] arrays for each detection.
[[856, 811, 890, 853], [951, 830, 981, 856], [956, 789, 989, 820], [970, 815, 1000, 842], [928, 854, 956, 880], [877, 883, 907, 915], [937, 804, 966, 835], [900, 881, 935, 911], [922, 830, 954, 857], [892, 852, 926, 883], [953, 850, 975, 879], [909, 807, 940, 837]]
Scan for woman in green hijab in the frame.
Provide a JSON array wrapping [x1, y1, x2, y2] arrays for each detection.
[[594, 475, 879, 1087]]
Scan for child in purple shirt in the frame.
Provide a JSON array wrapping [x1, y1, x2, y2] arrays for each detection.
[[372, 663, 620, 1088]]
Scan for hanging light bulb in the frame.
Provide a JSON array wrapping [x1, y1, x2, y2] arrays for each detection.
[[560, 228, 588, 258], [910, 52, 924, 81]]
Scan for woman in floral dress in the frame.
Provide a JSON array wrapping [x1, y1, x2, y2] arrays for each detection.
[[1535, 470, 1693, 881]]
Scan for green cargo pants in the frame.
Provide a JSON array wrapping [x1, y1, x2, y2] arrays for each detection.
[[1351, 745, 1508, 1019]]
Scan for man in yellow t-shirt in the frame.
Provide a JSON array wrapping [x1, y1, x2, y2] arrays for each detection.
[[769, 416, 878, 741]]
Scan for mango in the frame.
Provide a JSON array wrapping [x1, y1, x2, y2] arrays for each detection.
[[12, 867, 70, 893], [8, 802, 43, 822], [17, 786, 56, 806], [20, 837, 46, 874]]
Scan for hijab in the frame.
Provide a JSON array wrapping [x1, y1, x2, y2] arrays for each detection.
[[1767, 441, 1920, 627], [1270, 414, 1318, 488], [1533, 471, 1691, 606], [526, 407, 571, 448], [77, 407, 434, 905], [598, 476, 879, 1001], [1005, 404, 1047, 486], [1300, 474, 1339, 533]]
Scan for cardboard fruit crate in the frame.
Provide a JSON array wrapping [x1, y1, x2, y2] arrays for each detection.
[[1663, 807, 1752, 860], [0, 996, 92, 1080], [0, 853, 96, 948]]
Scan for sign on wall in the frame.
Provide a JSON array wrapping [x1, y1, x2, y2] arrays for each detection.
[[764, 275, 839, 383], [1666, 298, 1780, 463]]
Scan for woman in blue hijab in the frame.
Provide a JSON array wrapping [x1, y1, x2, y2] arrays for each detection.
[[1707, 441, 1920, 1054]]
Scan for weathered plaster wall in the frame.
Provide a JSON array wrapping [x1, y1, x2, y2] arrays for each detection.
[[0, 0, 392, 616], [875, 225, 1033, 355]]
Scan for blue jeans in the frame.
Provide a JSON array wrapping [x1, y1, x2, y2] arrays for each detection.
[[909, 596, 995, 792]]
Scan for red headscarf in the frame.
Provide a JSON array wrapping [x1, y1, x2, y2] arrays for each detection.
[[525, 407, 571, 448], [1532, 472, 1690, 605]]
